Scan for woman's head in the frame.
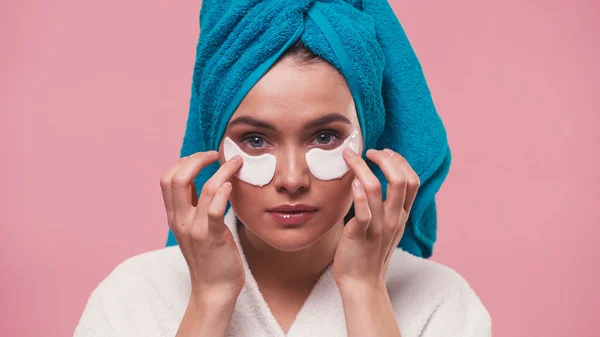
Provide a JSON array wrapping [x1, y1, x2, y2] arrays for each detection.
[[217, 41, 363, 252], [175, 0, 451, 257]]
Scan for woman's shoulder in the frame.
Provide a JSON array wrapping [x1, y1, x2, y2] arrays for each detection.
[[109, 245, 187, 277], [94, 245, 189, 298], [385, 249, 492, 336], [386, 248, 474, 295], [74, 246, 189, 336]]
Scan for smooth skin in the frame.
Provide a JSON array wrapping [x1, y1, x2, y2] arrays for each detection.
[[161, 149, 419, 337], [160, 59, 420, 337], [335, 148, 420, 337], [160, 152, 245, 336]]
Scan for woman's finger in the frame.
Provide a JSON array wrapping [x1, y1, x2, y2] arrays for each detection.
[[171, 151, 219, 218], [160, 156, 192, 228], [205, 181, 234, 236], [366, 149, 410, 260], [345, 178, 372, 238], [196, 155, 243, 215], [342, 149, 384, 237], [383, 203, 408, 272], [366, 149, 408, 229], [191, 179, 199, 208], [398, 157, 420, 213], [384, 152, 419, 267], [383, 203, 408, 268]]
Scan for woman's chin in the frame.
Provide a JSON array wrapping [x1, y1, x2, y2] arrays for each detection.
[[238, 213, 343, 252], [259, 228, 321, 252]]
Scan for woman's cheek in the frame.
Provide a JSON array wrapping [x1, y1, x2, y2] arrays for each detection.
[[324, 177, 354, 210], [229, 181, 250, 213]]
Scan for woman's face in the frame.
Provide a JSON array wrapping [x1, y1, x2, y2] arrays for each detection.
[[218, 57, 363, 252]]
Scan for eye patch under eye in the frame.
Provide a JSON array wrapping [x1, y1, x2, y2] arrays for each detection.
[[223, 137, 276, 187], [305, 128, 360, 180], [222, 129, 360, 186]]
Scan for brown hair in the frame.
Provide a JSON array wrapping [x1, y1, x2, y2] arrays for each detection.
[[280, 39, 323, 66]]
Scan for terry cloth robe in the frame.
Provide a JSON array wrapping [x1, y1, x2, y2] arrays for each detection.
[[74, 208, 492, 337]]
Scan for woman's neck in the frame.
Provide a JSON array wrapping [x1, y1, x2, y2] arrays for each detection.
[[237, 218, 343, 289]]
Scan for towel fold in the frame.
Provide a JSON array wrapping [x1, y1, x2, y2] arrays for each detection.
[[166, 0, 452, 258]]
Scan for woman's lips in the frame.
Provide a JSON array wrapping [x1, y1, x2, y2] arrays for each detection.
[[268, 210, 318, 226]]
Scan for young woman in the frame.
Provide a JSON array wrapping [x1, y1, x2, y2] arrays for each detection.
[[75, 1, 491, 336]]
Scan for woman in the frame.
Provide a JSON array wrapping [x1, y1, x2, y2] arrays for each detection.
[[75, 1, 491, 336]]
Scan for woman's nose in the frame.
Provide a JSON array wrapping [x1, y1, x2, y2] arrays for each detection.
[[272, 149, 311, 195]]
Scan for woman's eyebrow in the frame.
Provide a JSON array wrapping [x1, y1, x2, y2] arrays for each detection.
[[227, 112, 351, 131], [303, 113, 351, 129], [228, 116, 278, 131]]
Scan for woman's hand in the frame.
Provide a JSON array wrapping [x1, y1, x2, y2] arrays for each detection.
[[160, 151, 245, 301], [333, 148, 420, 290]]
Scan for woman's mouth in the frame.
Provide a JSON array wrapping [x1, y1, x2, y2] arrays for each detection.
[[267, 204, 319, 226]]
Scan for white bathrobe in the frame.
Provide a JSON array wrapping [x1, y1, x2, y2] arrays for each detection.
[[74, 209, 492, 337]]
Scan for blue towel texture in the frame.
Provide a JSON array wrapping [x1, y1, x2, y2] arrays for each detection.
[[166, 0, 452, 258]]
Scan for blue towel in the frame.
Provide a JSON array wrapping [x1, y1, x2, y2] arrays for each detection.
[[166, 0, 452, 258]]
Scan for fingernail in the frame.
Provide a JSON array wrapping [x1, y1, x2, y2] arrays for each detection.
[[344, 148, 357, 156], [353, 179, 365, 197], [231, 155, 242, 163], [383, 149, 394, 156]]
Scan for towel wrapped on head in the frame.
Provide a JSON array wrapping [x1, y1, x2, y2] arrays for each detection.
[[166, 0, 452, 258]]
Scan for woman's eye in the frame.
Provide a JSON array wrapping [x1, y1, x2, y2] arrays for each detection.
[[243, 136, 266, 148], [313, 132, 339, 145]]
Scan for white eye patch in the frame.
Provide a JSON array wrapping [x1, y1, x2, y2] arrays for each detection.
[[305, 128, 360, 180], [222, 129, 360, 186], [223, 137, 276, 187]]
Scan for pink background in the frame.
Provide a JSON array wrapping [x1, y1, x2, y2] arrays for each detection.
[[1, 0, 598, 336]]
